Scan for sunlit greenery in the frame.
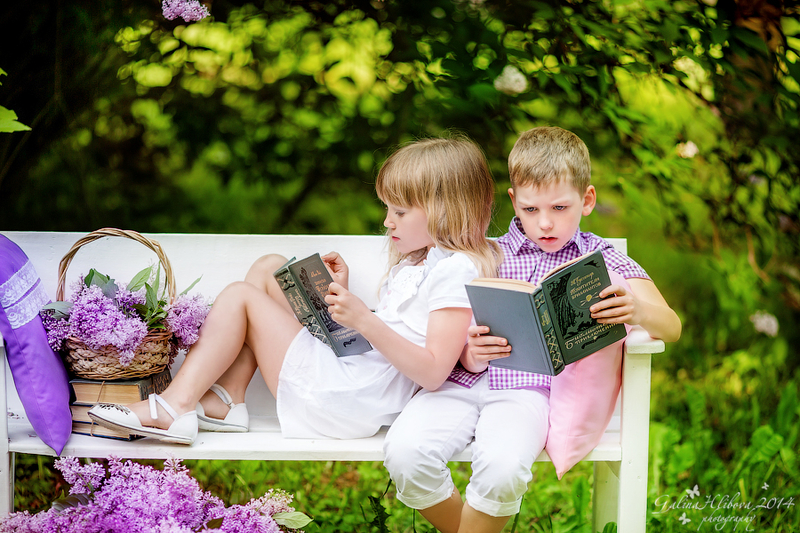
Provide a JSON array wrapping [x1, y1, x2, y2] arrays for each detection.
[[2, 0, 799, 531]]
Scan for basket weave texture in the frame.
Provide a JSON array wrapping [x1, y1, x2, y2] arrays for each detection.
[[56, 228, 177, 380]]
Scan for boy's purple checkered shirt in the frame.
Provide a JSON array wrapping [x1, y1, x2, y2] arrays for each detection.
[[448, 217, 650, 390]]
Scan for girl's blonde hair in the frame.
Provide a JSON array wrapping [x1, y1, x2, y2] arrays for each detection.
[[375, 135, 502, 278]]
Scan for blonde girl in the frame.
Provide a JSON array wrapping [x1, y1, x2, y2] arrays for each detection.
[[89, 136, 501, 444]]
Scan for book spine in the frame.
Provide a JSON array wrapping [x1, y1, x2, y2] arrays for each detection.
[[274, 265, 341, 356], [534, 290, 565, 374]]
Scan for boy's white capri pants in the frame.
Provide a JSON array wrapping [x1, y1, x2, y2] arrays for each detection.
[[383, 376, 549, 517]]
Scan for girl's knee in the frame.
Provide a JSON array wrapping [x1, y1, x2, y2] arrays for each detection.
[[216, 281, 259, 304], [248, 254, 288, 277], [245, 254, 289, 290]]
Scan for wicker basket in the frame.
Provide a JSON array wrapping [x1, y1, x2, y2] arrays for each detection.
[[56, 228, 178, 380]]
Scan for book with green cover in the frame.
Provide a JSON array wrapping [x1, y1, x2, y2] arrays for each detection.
[[273, 254, 372, 357], [465, 250, 626, 375]]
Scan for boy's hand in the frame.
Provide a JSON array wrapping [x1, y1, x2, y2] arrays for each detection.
[[590, 284, 644, 326], [460, 325, 511, 374], [325, 282, 370, 330], [321, 252, 349, 289]]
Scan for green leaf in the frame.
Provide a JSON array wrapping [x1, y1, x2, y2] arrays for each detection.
[[179, 276, 203, 296], [552, 73, 574, 95], [0, 106, 31, 133], [732, 27, 769, 55], [145, 282, 158, 312], [83, 269, 96, 287], [51, 493, 92, 514], [128, 267, 152, 292], [710, 27, 729, 45], [750, 425, 784, 463], [99, 279, 118, 299], [41, 301, 73, 319], [601, 522, 618, 533], [195, 517, 223, 531], [368, 495, 390, 533], [84, 268, 110, 288], [273, 511, 313, 529]]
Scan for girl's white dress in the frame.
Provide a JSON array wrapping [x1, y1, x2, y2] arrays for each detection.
[[275, 246, 478, 439]]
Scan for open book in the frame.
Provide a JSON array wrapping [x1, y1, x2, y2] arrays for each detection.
[[273, 254, 372, 357], [466, 250, 626, 375]]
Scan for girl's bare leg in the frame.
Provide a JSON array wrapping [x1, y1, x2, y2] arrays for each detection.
[[198, 254, 295, 419], [126, 278, 302, 429]]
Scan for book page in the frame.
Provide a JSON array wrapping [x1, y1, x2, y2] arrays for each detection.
[[539, 251, 597, 282], [468, 277, 537, 293]]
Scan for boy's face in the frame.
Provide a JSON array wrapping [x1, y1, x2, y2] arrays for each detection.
[[508, 180, 596, 253]]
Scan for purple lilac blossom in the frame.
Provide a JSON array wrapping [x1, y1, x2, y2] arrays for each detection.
[[68, 285, 147, 366], [162, 0, 210, 22], [165, 294, 210, 349], [40, 311, 70, 352], [115, 287, 145, 316], [0, 458, 295, 533], [57, 457, 107, 495]]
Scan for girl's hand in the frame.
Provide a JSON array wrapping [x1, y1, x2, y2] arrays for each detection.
[[590, 284, 643, 326], [459, 325, 511, 374], [321, 252, 349, 289], [325, 282, 371, 330]]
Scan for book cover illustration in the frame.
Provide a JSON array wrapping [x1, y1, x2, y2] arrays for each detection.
[[465, 250, 626, 375], [540, 253, 626, 363], [274, 254, 372, 357]]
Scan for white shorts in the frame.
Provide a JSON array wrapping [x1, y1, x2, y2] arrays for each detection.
[[383, 376, 550, 517], [276, 328, 419, 439]]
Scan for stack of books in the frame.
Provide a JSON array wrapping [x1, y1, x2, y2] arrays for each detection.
[[70, 368, 173, 440]]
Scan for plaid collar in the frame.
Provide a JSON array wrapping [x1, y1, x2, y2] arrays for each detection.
[[501, 217, 586, 257]]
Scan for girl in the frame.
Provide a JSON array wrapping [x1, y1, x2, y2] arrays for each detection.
[[89, 136, 501, 444]]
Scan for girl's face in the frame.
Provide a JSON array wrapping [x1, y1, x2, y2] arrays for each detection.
[[384, 203, 434, 255]]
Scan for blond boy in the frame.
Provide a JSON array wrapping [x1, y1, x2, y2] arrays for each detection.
[[383, 127, 680, 533]]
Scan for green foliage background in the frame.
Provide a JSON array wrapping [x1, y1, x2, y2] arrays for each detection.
[[2, 0, 799, 531]]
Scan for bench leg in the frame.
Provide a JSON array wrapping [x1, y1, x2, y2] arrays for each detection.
[[0, 452, 13, 516], [0, 354, 12, 516], [593, 461, 619, 532], [616, 352, 652, 533]]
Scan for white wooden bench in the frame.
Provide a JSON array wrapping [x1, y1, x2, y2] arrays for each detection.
[[0, 231, 664, 532]]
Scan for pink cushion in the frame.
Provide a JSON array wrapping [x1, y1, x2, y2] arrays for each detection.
[[545, 271, 632, 479]]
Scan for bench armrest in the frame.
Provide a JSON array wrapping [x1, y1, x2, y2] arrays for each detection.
[[624, 325, 665, 355]]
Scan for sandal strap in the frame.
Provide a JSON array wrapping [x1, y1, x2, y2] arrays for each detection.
[[149, 394, 180, 421], [209, 384, 235, 408]]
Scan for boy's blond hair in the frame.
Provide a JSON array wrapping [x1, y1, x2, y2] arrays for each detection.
[[508, 126, 591, 192], [375, 135, 501, 278]]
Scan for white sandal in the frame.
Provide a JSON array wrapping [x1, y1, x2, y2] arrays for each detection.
[[196, 384, 249, 433], [88, 394, 198, 445]]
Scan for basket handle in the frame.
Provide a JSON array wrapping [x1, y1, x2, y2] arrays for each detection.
[[56, 228, 177, 303]]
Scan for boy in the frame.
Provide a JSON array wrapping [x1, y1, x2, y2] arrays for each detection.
[[383, 126, 681, 533]]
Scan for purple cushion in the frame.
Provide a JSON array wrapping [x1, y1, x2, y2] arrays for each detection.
[[0, 235, 71, 454]]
